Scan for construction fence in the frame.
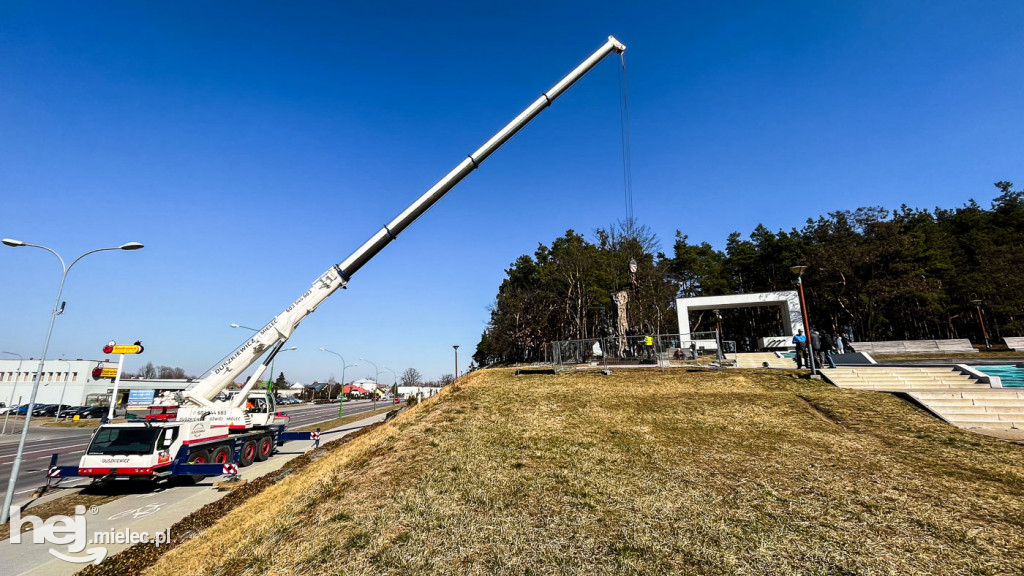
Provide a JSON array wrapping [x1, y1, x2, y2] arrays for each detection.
[[550, 332, 735, 371]]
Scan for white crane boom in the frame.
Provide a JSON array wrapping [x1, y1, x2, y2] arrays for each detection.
[[183, 36, 627, 407]]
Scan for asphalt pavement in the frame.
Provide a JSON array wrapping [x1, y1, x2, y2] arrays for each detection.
[[0, 399, 384, 513]]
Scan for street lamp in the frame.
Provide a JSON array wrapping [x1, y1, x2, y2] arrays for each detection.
[[1, 351, 23, 435], [320, 348, 357, 417], [713, 309, 724, 363], [359, 357, 379, 409], [232, 323, 294, 393], [269, 347, 297, 396], [453, 345, 459, 381], [790, 265, 818, 377], [383, 366, 397, 397], [230, 323, 260, 332], [969, 300, 991, 351], [52, 358, 72, 422], [1, 238, 144, 525]]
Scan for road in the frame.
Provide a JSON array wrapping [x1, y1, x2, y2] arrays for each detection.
[[1, 408, 393, 575], [0, 399, 386, 509]]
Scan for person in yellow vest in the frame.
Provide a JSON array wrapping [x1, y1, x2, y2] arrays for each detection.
[[644, 334, 654, 359]]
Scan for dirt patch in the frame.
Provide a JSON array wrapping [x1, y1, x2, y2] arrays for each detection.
[[795, 394, 845, 428]]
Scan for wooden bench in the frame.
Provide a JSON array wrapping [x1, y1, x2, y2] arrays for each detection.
[[1003, 337, 1024, 351], [852, 339, 977, 355]]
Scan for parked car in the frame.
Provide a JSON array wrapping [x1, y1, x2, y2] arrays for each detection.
[[32, 404, 59, 417], [57, 405, 87, 418], [0, 404, 19, 415], [74, 406, 109, 419]]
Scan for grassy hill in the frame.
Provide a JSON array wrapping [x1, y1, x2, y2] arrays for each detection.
[[136, 368, 1024, 575]]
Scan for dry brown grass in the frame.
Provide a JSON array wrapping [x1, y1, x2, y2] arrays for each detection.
[[139, 368, 1024, 575]]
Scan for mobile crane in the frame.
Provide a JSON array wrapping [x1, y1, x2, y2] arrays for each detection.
[[52, 36, 626, 483]]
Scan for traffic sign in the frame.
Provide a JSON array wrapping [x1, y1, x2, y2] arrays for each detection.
[[103, 342, 144, 354]]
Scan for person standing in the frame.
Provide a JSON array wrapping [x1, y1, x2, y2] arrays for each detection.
[[834, 333, 845, 355], [820, 332, 837, 368], [811, 330, 822, 368], [792, 330, 807, 368]]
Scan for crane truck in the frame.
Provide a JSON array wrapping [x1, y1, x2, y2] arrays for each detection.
[[49, 36, 627, 484]]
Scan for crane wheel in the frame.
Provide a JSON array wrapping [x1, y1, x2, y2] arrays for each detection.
[[188, 450, 211, 464], [211, 446, 231, 464], [256, 436, 273, 461], [239, 440, 257, 467], [186, 450, 211, 484]]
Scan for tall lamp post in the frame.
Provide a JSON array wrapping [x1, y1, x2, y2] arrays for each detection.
[[231, 323, 295, 395], [360, 357, 379, 409], [1, 238, 144, 525], [268, 347, 297, 397], [453, 345, 459, 381], [969, 300, 991, 351], [383, 367, 397, 397], [790, 265, 818, 377], [320, 348, 356, 417], [1, 351, 23, 435], [713, 309, 724, 363], [52, 358, 72, 422]]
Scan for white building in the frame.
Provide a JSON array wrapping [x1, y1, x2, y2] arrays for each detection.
[[0, 358, 191, 407], [396, 386, 440, 400]]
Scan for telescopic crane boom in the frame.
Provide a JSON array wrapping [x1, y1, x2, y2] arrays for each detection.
[[183, 36, 626, 408]]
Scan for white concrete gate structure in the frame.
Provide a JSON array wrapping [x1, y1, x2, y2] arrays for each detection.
[[675, 291, 803, 350]]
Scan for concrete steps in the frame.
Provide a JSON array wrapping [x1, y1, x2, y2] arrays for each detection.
[[823, 367, 1024, 432], [733, 352, 794, 369], [825, 367, 983, 391]]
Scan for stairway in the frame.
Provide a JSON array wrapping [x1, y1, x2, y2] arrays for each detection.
[[823, 366, 1024, 432], [733, 352, 795, 369]]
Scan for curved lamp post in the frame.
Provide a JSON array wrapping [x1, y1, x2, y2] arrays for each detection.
[[52, 358, 71, 422], [359, 357, 379, 409], [232, 323, 295, 394], [382, 366, 397, 397], [269, 347, 297, 396], [1, 238, 144, 525], [320, 347, 356, 417]]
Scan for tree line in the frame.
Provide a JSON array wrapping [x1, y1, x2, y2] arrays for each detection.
[[475, 182, 1024, 365], [134, 362, 194, 380]]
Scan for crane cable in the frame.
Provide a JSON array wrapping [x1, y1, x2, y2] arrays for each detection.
[[618, 52, 634, 224]]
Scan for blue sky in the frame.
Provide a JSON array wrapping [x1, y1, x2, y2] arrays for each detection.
[[2, 1, 1022, 384]]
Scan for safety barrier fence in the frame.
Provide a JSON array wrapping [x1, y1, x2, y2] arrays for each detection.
[[550, 332, 735, 371]]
